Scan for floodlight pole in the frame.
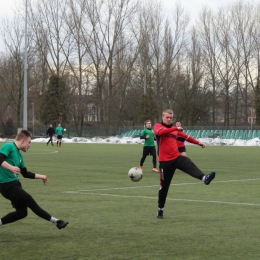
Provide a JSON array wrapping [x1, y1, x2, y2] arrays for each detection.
[[23, 0, 28, 130]]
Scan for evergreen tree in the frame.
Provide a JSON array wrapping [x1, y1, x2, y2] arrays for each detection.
[[40, 74, 69, 125], [136, 88, 158, 124]]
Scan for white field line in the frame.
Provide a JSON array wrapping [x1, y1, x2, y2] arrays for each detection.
[[65, 178, 260, 193], [64, 178, 260, 207], [29, 149, 59, 154], [65, 192, 260, 207]]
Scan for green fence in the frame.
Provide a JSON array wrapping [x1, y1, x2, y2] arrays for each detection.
[[184, 129, 260, 140], [1, 125, 260, 140], [117, 126, 260, 140]]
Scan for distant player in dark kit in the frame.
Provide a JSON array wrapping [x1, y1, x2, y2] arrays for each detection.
[[0, 130, 68, 229], [154, 109, 216, 219], [46, 124, 56, 146], [175, 121, 205, 156], [139, 120, 158, 172]]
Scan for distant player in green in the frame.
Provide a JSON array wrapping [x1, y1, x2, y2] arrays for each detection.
[[55, 123, 63, 147], [0, 130, 68, 229], [139, 120, 158, 172]]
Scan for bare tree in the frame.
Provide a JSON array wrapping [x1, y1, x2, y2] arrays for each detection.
[[79, 0, 139, 125], [229, 1, 256, 125], [175, 29, 212, 125], [212, 7, 239, 126], [0, 15, 31, 129], [252, 4, 260, 124], [61, 0, 92, 136], [197, 7, 220, 125], [28, 0, 71, 77], [133, 1, 189, 119]]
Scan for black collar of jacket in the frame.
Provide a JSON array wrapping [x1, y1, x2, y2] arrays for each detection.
[[161, 122, 173, 128]]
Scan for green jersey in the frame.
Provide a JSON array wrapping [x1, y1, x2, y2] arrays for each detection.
[[0, 142, 26, 183], [56, 126, 63, 136], [140, 128, 155, 147]]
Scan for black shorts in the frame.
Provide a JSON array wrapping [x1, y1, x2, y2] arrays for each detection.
[[0, 181, 30, 208], [178, 146, 186, 153], [57, 135, 63, 139], [143, 146, 156, 157]]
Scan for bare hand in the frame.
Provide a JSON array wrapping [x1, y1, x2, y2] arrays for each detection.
[[146, 135, 150, 139], [199, 142, 205, 148], [177, 127, 183, 132], [41, 175, 50, 185], [42, 178, 50, 185], [11, 166, 20, 175]]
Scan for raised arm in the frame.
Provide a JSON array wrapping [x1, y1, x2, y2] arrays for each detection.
[[178, 132, 205, 148]]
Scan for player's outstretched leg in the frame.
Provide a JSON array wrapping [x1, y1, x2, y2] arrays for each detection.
[[204, 171, 216, 185], [56, 220, 69, 229]]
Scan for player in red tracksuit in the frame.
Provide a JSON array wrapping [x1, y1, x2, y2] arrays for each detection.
[[154, 109, 215, 219], [175, 121, 205, 156]]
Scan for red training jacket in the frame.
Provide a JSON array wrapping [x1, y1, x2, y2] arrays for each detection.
[[154, 123, 200, 161], [154, 123, 180, 161]]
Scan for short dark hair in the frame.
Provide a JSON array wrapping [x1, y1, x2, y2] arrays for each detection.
[[16, 130, 32, 141]]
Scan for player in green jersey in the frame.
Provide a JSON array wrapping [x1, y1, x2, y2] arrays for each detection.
[[0, 130, 68, 229], [139, 120, 158, 172], [55, 123, 63, 147]]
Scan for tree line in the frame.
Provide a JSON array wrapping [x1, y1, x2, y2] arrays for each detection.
[[0, 0, 259, 136]]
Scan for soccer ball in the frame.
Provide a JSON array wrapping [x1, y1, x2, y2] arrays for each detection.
[[128, 167, 143, 182]]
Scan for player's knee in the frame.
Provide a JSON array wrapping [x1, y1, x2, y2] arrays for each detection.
[[17, 208, 28, 219], [20, 210, 28, 219]]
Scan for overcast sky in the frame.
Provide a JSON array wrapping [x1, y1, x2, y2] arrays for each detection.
[[164, 0, 239, 20], [0, 0, 243, 51], [0, 0, 239, 19]]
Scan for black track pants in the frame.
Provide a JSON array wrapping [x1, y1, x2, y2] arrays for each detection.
[[0, 181, 51, 225], [158, 156, 205, 209], [140, 146, 157, 167]]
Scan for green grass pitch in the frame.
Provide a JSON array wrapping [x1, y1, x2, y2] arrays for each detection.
[[0, 142, 260, 260]]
